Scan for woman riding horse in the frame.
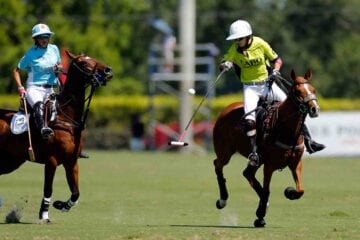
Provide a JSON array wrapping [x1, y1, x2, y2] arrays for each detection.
[[13, 23, 61, 139], [0, 51, 112, 222], [213, 69, 321, 227], [13, 23, 89, 159], [219, 19, 325, 166]]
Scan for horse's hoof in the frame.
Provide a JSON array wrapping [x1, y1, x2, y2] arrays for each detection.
[[254, 218, 266, 228], [284, 187, 302, 200], [53, 200, 63, 210], [53, 200, 68, 211], [216, 199, 227, 209], [38, 218, 51, 224]]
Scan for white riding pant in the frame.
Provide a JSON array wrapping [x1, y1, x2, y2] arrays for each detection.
[[244, 82, 287, 121], [26, 85, 54, 107]]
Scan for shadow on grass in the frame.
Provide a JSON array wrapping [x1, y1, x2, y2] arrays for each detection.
[[0, 222, 34, 225], [145, 224, 281, 229], [170, 224, 255, 229]]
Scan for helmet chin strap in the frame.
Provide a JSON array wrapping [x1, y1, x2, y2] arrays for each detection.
[[237, 36, 253, 55]]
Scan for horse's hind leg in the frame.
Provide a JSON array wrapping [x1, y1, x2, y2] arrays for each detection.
[[285, 158, 304, 200], [214, 155, 231, 209]]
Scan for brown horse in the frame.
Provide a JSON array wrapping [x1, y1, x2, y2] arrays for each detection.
[[213, 69, 320, 227], [0, 51, 112, 222]]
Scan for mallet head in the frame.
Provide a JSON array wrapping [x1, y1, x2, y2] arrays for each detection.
[[168, 141, 188, 147]]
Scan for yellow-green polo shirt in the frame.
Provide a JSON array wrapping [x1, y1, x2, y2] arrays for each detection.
[[223, 36, 278, 83]]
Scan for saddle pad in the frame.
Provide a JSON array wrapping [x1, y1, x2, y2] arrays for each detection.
[[10, 111, 29, 135]]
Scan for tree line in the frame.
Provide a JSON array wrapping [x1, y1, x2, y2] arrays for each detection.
[[0, 0, 358, 98]]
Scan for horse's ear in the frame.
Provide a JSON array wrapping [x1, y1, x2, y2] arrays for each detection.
[[305, 69, 312, 80], [66, 50, 76, 60], [291, 69, 296, 80]]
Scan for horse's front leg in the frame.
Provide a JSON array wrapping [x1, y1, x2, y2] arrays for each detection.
[[253, 164, 273, 228], [243, 165, 263, 197], [285, 158, 304, 200], [53, 160, 79, 212], [39, 159, 57, 222]]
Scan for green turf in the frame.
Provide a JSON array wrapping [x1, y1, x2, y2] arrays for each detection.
[[1, 151, 359, 239]]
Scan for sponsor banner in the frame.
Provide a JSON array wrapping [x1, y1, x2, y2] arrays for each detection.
[[305, 111, 360, 157]]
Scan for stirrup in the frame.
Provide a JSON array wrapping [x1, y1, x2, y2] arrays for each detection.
[[41, 127, 54, 140], [305, 139, 326, 154], [248, 152, 259, 167]]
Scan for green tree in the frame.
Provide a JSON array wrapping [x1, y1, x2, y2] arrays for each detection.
[[0, 0, 358, 98]]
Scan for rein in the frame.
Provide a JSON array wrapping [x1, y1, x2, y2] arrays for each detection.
[[54, 60, 104, 131], [262, 79, 315, 152], [56, 84, 96, 130]]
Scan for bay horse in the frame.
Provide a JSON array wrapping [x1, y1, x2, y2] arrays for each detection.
[[213, 69, 320, 227], [0, 51, 112, 222]]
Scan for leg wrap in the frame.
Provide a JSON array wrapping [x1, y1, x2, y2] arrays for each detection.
[[39, 197, 51, 219]]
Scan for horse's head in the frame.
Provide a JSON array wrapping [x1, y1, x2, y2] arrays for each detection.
[[290, 69, 320, 118], [66, 51, 113, 87]]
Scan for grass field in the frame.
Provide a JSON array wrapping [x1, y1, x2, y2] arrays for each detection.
[[0, 150, 359, 240]]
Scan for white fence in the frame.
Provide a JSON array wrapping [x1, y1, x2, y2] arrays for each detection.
[[305, 111, 360, 157]]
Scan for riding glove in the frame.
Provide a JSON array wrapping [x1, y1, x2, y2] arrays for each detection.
[[220, 61, 233, 71], [270, 69, 281, 80]]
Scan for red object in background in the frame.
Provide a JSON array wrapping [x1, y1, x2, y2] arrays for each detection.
[[154, 122, 179, 148], [59, 48, 70, 86]]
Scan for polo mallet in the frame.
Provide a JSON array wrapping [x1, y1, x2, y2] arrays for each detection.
[[168, 69, 227, 146], [23, 96, 36, 162]]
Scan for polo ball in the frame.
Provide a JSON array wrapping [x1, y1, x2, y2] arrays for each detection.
[[188, 88, 196, 95]]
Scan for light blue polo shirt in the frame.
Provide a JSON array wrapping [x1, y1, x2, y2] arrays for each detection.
[[17, 44, 61, 86]]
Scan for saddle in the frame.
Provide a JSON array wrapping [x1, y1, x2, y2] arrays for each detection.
[[256, 99, 281, 143], [10, 95, 58, 135], [237, 98, 280, 141]]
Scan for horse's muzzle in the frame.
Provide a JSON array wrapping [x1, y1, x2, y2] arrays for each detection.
[[104, 66, 113, 79], [309, 105, 320, 118]]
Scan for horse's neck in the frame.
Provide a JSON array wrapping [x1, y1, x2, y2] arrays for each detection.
[[58, 70, 85, 120], [276, 98, 304, 137]]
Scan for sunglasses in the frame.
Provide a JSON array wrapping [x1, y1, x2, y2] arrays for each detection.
[[235, 37, 245, 42], [37, 34, 50, 39]]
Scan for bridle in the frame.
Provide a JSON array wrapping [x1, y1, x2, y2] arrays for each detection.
[[55, 56, 112, 130], [288, 81, 318, 115], [71, 57, 112, 88], [267, 78, 319, 152]]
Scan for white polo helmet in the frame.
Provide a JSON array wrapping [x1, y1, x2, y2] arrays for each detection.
[[31, 23, 54, 38], [226, 20, 252, 40]]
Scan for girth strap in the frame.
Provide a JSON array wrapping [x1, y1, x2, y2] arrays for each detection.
[[275, 140, 304, 150]]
